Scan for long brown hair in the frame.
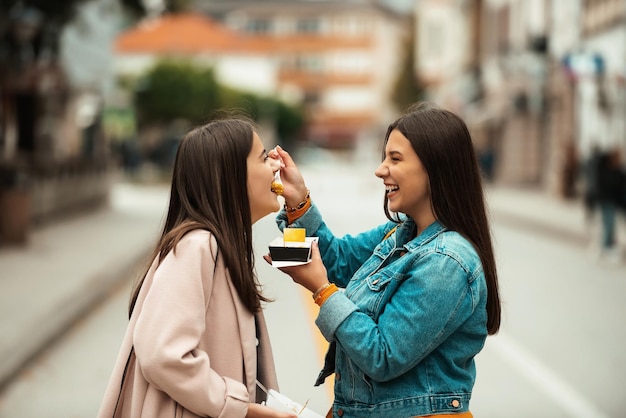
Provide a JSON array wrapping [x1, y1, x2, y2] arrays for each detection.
[[383, 102, 501, 334], [129, 118, 270, 317]]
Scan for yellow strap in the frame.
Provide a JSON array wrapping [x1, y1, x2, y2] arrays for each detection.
[[382, 226, 397, 241]]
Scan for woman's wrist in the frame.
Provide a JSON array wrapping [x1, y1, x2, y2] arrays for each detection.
[[314, 283, 338, 306], [284, 188, 310, 211], [312, 282, 331, 300], [285, 189, 311, 224]]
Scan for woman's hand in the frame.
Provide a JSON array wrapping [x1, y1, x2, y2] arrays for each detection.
[[246, 402, 298, 418], [269, 146, 309, 208], [264, 241, 330, 294]]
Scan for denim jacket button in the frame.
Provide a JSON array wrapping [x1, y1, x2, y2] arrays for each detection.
[[337, 408, 344, 416], [451, 399, 460, 408], [336, 372, 341, 380]]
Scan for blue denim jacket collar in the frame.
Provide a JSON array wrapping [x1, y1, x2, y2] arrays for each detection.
[[394, 218, 446, 252]]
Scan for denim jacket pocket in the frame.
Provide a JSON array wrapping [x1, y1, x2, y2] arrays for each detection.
[[336, 347, 374, 404], [360, 271, 406, 319], [366, 274, 392, 291]]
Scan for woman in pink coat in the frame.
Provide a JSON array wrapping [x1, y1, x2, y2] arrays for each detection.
[[98, 118, 296, 418]]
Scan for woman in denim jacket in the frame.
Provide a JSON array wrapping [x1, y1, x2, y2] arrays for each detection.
[[268, 103, 501, 418]]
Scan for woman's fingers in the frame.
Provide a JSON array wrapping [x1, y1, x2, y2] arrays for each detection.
[[276, 145, 296, 167], [274, 146, 308, 200], [268, 147, 285, 170], [310, 240, 321, 259]]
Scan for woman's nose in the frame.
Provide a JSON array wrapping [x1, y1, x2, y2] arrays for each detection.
[[374, 163, 386, 178], [269, 157, 282, 172]]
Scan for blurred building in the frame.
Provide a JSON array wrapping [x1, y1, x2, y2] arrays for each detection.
[[0, 0, 135, 245], [114, 13, 277, 96], [195, 0, 410, 148], [572, 0, 626, 156], [414, 0, 626, 197]]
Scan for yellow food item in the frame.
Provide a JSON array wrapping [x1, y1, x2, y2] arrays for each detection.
[[271, 181, 284, 195], [283, 228, 306, 242]]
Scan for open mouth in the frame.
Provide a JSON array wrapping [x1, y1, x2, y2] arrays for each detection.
[[385, 185, 399, 195]]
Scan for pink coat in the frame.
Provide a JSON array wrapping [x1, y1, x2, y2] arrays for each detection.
[[97, 230, 279, 418]]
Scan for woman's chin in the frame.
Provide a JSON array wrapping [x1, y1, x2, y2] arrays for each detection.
[[270, 198, 281, 213]]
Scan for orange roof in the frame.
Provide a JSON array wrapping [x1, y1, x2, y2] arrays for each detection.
[[115, 13, 258, 54], [115, 13, 375, 55]]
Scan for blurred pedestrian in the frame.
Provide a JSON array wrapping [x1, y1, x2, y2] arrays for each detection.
[[561, 140, 578, 199], [267, 102, 501, 418], [583, 143, 601, 222], [97, 118, 296, 418], [596, 147, 625, 264]]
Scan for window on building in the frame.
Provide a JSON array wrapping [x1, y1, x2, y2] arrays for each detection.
[[333, 15, 370, 36], [303, 90, 320, 106], [331, 51, 371, 74], [246, 19, 272, 34], [296, 18, 319, 34], [280, 55, 324, 73], [296, 55, 323, 73]]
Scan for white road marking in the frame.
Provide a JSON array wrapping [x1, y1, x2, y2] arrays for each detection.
[[490, 334, 610, 418]]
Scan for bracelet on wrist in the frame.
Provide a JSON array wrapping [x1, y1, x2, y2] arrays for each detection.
[[285, 189, 310, 213], [315, 283, 338, 306], [312, 282, 331, 300], [286, 197, 311, 224]]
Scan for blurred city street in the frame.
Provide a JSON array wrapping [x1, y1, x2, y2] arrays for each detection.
[[1, 1, 625, 417], [0, 147, 624, 418]]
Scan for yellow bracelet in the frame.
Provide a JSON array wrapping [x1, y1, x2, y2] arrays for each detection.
[[315, 284, 338, 306], [312, 283, 331, 300]]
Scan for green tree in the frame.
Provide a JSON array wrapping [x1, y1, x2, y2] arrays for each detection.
[[274, 100, 304, 144], [223, 93, 304, 146], [165, 0, 192, 13], [134, 59, 305, 147], [134, 60, 220, 124]]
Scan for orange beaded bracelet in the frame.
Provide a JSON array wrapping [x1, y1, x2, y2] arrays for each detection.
[[312, 283, 331, 300], [314, 283, 338, 306]]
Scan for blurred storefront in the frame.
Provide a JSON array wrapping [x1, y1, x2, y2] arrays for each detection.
[[0, 1, 130, 245], [414, 0, 626, 198]]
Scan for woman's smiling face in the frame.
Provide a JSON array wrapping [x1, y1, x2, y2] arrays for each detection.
[[375, 129, 435, 229]]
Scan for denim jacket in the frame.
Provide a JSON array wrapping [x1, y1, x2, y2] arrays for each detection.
[[277, 203, 488, 418]]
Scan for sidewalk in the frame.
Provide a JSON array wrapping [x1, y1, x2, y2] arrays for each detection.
[[486, 184, 626, 248], [0, 178, 621, 390], [0, 182, 169, 389]]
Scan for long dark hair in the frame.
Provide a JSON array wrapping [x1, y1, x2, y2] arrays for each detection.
[[383, 102, 501, 334], [129, 118, 270, 317]]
